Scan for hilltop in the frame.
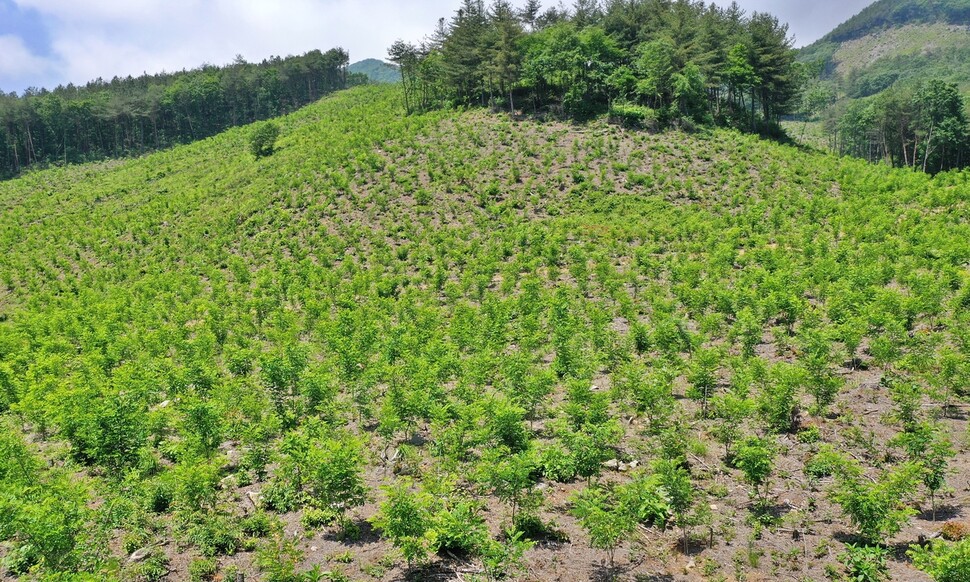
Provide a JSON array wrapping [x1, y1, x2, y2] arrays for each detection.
[[349, 58, 400, 84], [0, 85, 968, 581]]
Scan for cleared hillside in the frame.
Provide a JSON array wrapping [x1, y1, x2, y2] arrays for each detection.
[[801, 23, 970, 97], [1, 85, 968, 581]]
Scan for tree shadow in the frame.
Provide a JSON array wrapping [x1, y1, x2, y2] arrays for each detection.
[[750, 500, 793, 523], [590, 562, 633, 582], [321, 516, 380, 546], [397, 561, 463, 582], [916, 503, 963, 522]]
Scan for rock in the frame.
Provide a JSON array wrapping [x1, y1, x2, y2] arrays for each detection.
[[618, 462, 630, 472], [628, 460, 640, 469], [603, 459, 620, 470], [310, 545, 319, 552], [127, 547, 152, 564], [157, 400, 170, 408], [247, 490, 263, 508]]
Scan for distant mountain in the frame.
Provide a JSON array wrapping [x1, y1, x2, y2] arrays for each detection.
[[799, 0, 970, 96], [348, 59, 399, 84]]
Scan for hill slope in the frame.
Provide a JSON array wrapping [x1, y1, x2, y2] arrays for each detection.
[[349, 58, 400, 83], [0, 85, 968, 581], [800, 0, 970, 95]]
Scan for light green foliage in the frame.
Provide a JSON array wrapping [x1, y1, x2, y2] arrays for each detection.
[[831, 461, 922, 544], [733, 436, 776, 501], [370, 479, 434, 567], [0, 78, 968, 580], [757, 363, 805, 433], [654, 459, 695, 552], [571, 485, 638, 568], [840, 543, 889, 582], [474, 448, 539, 522], [305, 435, 368, 521], [909, 538, 970, 582]]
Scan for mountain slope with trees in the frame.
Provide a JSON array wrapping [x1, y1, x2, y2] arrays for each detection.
[[796, 0, 970, 171], [0, 48, 360, 179], [348, 59, 401, 83], [0, 83, 968, 581]]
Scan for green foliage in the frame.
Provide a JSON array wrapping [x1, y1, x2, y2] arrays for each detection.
[[571, 485, 637, 568], [608, 102, 658, 129], [250, 121, 282, 159], [840, 543, 889, 582], [909, 538, 970, 582], [831, 461, 922, 544], [370, 479, 434, 567], [0, 48, 352, 178], [733, 436, 776, 501], [805, 444, 851, 479], [0, 75, 969, 580], [757, 363, 804, 433], [393, 0, 799, 130]]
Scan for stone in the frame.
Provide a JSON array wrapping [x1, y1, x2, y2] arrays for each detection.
[[127, 547, 152, 563]]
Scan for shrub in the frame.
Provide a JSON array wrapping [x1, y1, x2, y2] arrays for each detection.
[[805, 444, 850, 479], [571, 485, 637, 569], [733, 436, 776, 501], [909, 538, 970, 582], [831, 461, 921, 544], [250, 122, 281, 158], [840, 543, 889, 582], [189, 557, 218, 582], [941, 521, 970, 542], [608, 102, 658, 130]]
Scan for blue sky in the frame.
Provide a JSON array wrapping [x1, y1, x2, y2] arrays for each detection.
[[0, 0, 875, 94]]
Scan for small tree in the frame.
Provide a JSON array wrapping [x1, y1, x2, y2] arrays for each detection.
[[474, 448, 538, 524], [654, 459, 694, 553], [831, 462, 922, 544], [371, 479, 434, 569], [757, 363, 804, 433], [250, 122, 280, 158], [571, 485, 637, 571], [306, 436, 368, 530], [909, 538, 970, 582], [734, 436, 776, 503], [710, 392, 753, 457]]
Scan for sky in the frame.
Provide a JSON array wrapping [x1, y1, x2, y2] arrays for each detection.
[[0, 0, 875, 94]]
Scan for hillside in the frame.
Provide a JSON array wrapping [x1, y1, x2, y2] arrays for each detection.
[[799, 0, 970, 95], [349, 59, 400, 84], [1, 85, 969, 581]]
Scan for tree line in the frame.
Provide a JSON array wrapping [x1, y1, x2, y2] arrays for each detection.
[[0, 48, 360, 179], [388, 0, 801, 133], [820, 78, 970, 173]]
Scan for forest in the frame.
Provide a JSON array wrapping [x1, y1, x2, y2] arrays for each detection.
[[0, 82, 968, 581], [820, 78, 970, 172], [388, 0, 800, 133], [0, 48, 359, 179]]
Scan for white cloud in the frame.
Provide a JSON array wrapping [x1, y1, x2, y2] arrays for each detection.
[[12, 0, 176, 23], [0, 34, 54, 85]]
